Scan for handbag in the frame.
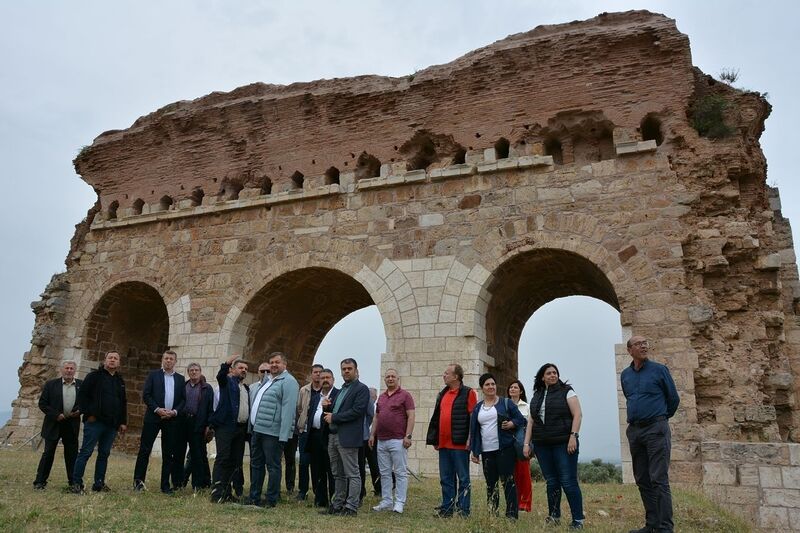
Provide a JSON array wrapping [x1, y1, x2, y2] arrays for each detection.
[[505, 398, 528, 460]]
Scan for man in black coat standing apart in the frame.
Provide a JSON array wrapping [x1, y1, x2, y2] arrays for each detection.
[[33, 360, 83, 490], [133, 349, 186, 494]]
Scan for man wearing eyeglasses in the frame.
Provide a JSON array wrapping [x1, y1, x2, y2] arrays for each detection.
[[247, 352, 299, 508], [621, 336, 680, 533]]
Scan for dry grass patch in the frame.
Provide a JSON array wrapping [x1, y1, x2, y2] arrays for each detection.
[[0, 448, 749, 532]]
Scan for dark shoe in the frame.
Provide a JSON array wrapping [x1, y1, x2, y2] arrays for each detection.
[[569, 522, 584, 530], [91, 483, 111, 492], [319, 505, 343, 515], [434, 509, 453, 518], [295, 492, 307, 501], [545, 516, 561, 526], [68, 484, 85, 494], [629, 528, 654, 533], [338, 508, 357, 516], [161, 488, 175, 495], [33, 482, 46, 490], [133, 480, 146, 492]]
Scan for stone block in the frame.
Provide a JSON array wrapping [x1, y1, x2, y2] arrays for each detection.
[[761, 466, 784, 488], [756, 253, 782, 271], [496, 158, 518, 170], [688, 305, 713, 324], [403, 169, 427, 183], [783, 466, 800, 489], [703, 462, 737, 485], [763, 488, 800, 507], [419, 214, 444, 227], [759, 506, 789, 529], [483, 148, 497, 162], [737, 464, 759, 486]]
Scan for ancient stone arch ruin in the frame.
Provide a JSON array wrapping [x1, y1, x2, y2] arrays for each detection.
[[5, 10, 800, 528]]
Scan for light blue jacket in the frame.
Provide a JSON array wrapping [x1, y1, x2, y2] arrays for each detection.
[[249, 370, 300, 442]]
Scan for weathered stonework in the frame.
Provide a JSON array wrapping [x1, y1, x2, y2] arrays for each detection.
[[4, 10, 799, 527]]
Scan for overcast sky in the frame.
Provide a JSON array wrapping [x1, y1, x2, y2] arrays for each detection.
[[1, 1, 798, 462]]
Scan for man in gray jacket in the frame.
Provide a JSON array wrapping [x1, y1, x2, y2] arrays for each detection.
[[247, 351, 299, 507]]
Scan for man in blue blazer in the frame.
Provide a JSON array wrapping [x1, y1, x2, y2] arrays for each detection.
[[320, 358, 370, 516], [33, 360, 82, 489], [133, 350, 186, 493]]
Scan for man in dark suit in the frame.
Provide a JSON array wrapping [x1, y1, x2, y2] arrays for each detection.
[[307, 368, 338, 507], [133, 349, 186, 494], [33, 360, 82, 490], [320, 358, 369, 517]]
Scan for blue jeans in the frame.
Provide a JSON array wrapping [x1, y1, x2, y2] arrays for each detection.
[[249, 432, 283, 505], [533, 441, 584, 522], [71, 420, 117, 488], [438, 448, 471, 516]]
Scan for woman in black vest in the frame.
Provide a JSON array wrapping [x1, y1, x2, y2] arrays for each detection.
[[523, 363, 584, 530], [469, 373, 525, 520]]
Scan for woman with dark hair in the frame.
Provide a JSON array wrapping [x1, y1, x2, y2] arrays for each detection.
[[507, 379, 532, 513], [523, 363, 584, 530], [469, 373, 526, 520]]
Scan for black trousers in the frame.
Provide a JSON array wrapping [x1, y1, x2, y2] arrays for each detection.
[[210, 423, 248, 502], [179, 419, 210, 489], [298, 431, 311, 497], [627, 419, 674, 532], [307, 428, 333, 507], [283, 433, 298, 493], [359, 439, 381, 499], [133, 417, 183, 492], [481, 446, 518, 519], [34, 421, 79, 486]]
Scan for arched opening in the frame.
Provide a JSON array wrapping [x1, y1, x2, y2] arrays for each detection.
[[82, 282, 169, 450], [259, 177, 273, 196], [640, 114, 664, 146], [230, 268, 384, 382], [132, 198, 145, 215], [484, 249, 622, 463], [324, 167, 340, 185], [290, 171, 305, 190], [494, 137, 510, 159], [354, 152, 381, 181], [158, 195, 173, 211], [518, 297, 622, 463], [190, 187, 205, 207], [107, 200, 119, 220], [544, 138, 563, 165]]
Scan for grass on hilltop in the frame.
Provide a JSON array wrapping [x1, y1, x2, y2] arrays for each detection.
[[0, 447, 749, 532]]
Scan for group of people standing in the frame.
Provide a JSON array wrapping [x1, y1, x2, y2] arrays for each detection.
[[33, 334, 679, 532]]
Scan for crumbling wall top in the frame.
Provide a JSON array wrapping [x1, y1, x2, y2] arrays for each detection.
[[75, 10, 694, 211]]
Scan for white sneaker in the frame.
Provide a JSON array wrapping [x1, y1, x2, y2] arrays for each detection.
[[372, 503, 393, 512], [392, 505, 404, 514]]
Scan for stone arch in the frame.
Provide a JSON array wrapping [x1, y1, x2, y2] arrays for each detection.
[[79, 280, 170, 449], [482, 248, 620, 387], [219, 252, 409, 380], [455, 213, 655, 345]]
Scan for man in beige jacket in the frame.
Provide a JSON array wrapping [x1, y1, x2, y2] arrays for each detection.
[[295, 363, 324, 501]]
